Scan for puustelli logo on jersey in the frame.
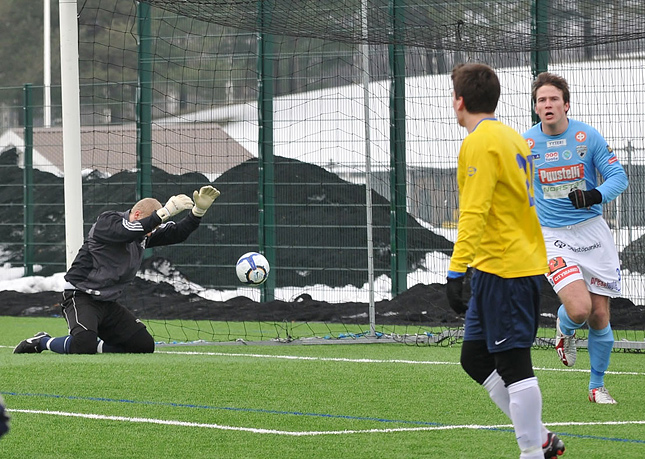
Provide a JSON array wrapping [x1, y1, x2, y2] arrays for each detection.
[[538, 164, 584, 183], [546, 139, 567, 148]]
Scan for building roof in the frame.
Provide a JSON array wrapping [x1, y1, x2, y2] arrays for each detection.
[[166, 59, 645, 168], [0, 123, 253, 179]]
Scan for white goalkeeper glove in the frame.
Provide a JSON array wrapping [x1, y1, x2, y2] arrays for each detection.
[[192, 185, 220, 217], [156, 194, 194, 222]]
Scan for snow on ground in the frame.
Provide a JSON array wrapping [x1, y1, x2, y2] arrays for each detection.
[[1, 246, 644, 306]]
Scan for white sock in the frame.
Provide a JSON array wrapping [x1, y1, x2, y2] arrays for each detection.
[[483, 371, 549, 446], [483, 370, 512, 418], [508, 377, 543, 459]]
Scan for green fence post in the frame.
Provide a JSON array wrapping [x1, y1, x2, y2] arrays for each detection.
[[23, 83, 34, 276], [389, 0, 407, 295], [258, 1, 276, 301], [137, 1, 153, 200]]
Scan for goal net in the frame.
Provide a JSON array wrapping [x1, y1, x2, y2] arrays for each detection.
[[8, 0, 645, 346]]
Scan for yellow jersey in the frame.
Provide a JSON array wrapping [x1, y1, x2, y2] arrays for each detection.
[[448, 119, 547, 278]]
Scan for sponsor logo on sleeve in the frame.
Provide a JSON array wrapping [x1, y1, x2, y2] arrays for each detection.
[[608, 155, 618, 165], [467, 166, 477, 176], [526, 138, 535, 149]]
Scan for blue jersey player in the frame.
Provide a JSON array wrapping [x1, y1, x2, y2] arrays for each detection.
[[524, 73, 628, 404]]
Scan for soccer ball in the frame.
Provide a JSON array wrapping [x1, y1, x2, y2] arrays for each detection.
[[236, 252, 270, 286]]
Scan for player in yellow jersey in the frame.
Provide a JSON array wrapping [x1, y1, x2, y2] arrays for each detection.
[[446, 63, 564, 459]]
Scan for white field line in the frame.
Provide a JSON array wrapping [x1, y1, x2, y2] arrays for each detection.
[[157, 350, 462, 366], [156, 350, 645, 376], [8, 409, 645, 436], [2, 345, 643, 376]]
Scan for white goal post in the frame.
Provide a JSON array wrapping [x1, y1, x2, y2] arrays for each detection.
[[59, 0, 84, 267]]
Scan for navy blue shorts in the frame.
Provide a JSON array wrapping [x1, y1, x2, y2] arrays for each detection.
[[463, 269, 541, 353]]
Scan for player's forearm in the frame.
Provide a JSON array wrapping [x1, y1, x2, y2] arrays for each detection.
[[448, 210, 486, 273], [147, 211, 200, 247], [596, 169, 628, 204]]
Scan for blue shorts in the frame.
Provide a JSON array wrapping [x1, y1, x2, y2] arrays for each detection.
[[463, 270, 541, 353]]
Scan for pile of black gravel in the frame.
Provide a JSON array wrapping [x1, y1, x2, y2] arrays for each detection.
[[0, 148, 453, 288], [1, 147, 643, 327]]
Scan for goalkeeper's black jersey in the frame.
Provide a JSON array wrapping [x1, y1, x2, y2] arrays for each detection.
[[64, 209, 201, 301]]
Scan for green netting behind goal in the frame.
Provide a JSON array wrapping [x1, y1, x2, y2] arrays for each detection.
[[3, 0, 644, 346]]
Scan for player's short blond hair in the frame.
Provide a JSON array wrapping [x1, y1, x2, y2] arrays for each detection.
[[131, 197, 162, 219]]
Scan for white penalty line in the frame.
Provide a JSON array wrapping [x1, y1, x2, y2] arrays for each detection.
[[157, 350, 645, 376], [157, 350, 463, 366], [3, 345, 644, 376], [9, 409, 645, 436]]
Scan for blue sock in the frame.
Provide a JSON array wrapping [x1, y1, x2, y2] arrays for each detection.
[[588, 324, 613, 390], [557, 305, 585, 336], [46, 336, 72, 354], [37, 337, 51, 352]]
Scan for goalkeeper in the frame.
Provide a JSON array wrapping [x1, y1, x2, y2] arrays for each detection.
[[14, 186, 220, 354]]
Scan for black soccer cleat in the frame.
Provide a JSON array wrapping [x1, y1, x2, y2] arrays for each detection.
[[543, 432, 565, 458], [13, 331, 51, 354]]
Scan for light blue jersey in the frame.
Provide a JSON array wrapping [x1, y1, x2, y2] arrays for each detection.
[[524, 119, 628, 228]]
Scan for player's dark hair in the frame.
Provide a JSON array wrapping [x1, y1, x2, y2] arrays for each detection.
[[531, 72, 570, 105], [451, 63, 500, 114]]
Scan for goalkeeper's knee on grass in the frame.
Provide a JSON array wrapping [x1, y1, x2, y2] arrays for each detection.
[[122, 329, 155, 353], [97, 329, 155, 354], [69, 330, 99, 354]]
